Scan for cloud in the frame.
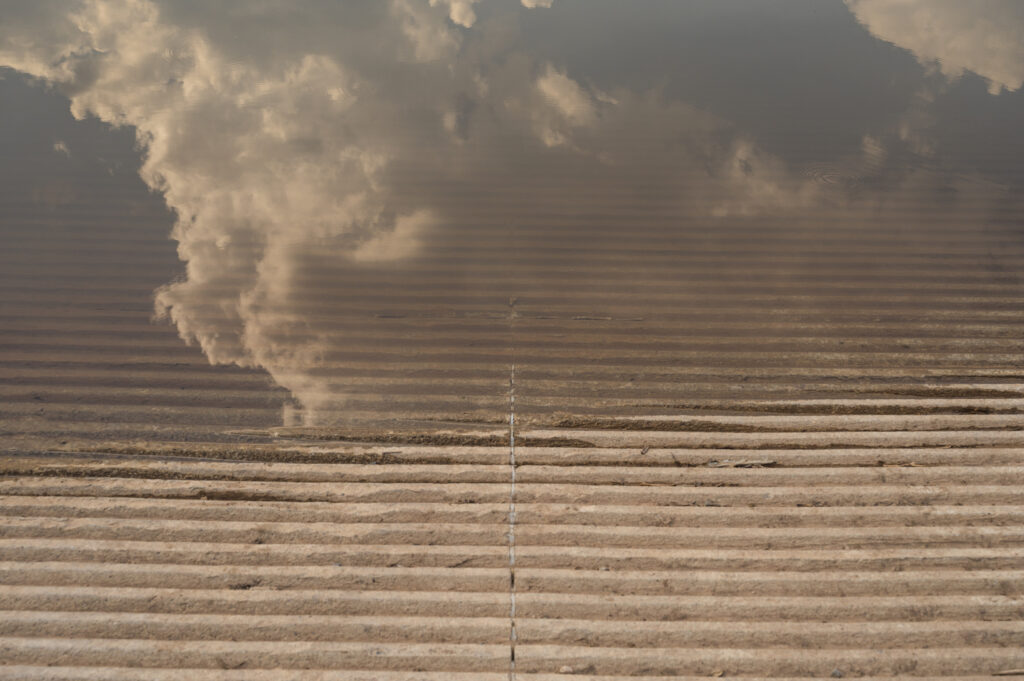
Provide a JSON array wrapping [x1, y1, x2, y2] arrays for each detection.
[[392, 0, 461, 61], [537, 65, 598, 126], [352, 209, 434, 262], [0, 0, 453, 416], [710, 140, 821, 217], [5, 0, 985, 424], [846, 0, 1024, 94], [430, 0, 480, 28], [521, 0, 554, 8], [529, 64, 606, 146]]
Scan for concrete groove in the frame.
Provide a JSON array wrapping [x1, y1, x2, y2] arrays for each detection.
[[5, 424, 1022, 675]]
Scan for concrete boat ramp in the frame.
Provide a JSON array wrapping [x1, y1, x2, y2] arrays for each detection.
[[2, 402, 1023, 678]]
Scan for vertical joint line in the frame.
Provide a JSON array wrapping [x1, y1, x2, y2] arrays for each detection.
[[507, 360, 517, 680]]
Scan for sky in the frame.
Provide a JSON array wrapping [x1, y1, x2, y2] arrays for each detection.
[[1, 0, 1022, 422]]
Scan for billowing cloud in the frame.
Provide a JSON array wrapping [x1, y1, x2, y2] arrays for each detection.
[[4, 0, 987, 424], [537, 65, 598, 125], [521, 0, 554, 8], [0, 0, 457, 419], [430, 0, 481, 28], [352, 209, 433, 262], [846, 0, 1024, 94], [532, 64, 601, 146], [392, 0, 461, 61]]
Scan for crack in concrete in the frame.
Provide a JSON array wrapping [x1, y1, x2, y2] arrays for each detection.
[[507, 292, 518, 681], [507, 359, 517, 680]]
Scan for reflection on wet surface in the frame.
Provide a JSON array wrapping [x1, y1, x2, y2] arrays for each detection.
[[4, 3, 1024, 679], [1, 0, 1023, 439]]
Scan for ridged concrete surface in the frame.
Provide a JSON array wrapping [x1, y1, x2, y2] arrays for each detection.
[[3, 412, 1024, 677]]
